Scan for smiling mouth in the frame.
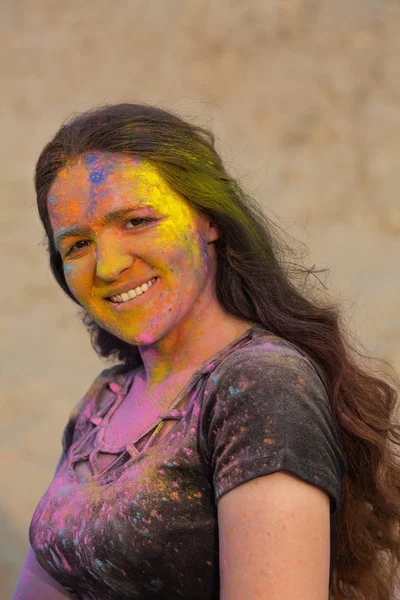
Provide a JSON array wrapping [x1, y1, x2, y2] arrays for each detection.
[[106, 277, 158, 303]]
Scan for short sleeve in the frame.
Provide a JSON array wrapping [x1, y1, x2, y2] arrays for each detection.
[[206, 344, 348, 515]]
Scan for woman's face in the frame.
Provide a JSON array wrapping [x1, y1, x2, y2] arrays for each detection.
[[48, 152, 221, 346]]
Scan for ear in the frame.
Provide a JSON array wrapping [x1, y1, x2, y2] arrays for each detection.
[[207, 220, 222, 244]]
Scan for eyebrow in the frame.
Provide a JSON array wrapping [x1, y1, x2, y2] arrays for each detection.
[[54, 205, 154, 247]]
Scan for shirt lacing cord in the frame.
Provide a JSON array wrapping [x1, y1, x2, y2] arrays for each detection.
[[69, 371, 188, 479]]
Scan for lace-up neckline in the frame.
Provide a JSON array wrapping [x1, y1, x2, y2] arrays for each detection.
[[67, 324, 262, 483]]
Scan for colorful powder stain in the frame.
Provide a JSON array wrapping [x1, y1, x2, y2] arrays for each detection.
[[89, 172, 104, 184]]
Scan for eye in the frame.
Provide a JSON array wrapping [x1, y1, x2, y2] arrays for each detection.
[[63, 217, 155, 256], [125, 217, 154, 229], [65, 240, 91, 255]]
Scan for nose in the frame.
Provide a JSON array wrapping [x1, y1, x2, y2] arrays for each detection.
[[95, 240, 134, 281]]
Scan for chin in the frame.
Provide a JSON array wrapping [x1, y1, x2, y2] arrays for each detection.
[[112, 328, 160, 346]]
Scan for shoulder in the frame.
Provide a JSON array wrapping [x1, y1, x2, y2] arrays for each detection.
[[218, 329, 315, 367], [201, 329, 348, 506], [201, 332, 332, 436], [71, 365, 124, 415], [209, 331, 327, 397]]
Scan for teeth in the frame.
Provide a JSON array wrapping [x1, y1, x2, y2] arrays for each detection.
[[109, 277, 156, 304], [127, 289, 137, 300]]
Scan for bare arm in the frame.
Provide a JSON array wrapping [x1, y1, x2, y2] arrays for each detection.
[[12, 546, 75, 600], [218, 471, 330, 599]]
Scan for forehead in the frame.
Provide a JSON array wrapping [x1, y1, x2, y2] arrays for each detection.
[[49, 152, 164, 200]]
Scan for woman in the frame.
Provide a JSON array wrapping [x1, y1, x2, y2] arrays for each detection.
[[13, 104, 400, 599]]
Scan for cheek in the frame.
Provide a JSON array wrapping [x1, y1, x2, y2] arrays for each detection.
[[63, 264, 84, 298], [182, 231, 210, 273]]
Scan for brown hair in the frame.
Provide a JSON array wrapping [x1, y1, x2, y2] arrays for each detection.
[[35, 103, 400, 599]]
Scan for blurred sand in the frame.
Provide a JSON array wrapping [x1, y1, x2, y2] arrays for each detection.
[[1, 0, 400, 596]]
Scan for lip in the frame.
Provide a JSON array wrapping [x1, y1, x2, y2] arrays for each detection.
[[104, 276, 158, 299], [107, 276, 159, 308]]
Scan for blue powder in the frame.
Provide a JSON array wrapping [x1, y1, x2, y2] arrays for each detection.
[[89, 171, 103, 183], [228, 385, 242, 397]]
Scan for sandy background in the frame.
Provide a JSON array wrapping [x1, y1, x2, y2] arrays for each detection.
[[1, 0, 400, 596]]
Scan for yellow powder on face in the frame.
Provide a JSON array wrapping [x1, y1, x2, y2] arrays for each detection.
[[48, 153, 212, 349]]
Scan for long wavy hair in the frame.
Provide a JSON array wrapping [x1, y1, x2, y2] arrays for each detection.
[[35, 103, 400, 599]]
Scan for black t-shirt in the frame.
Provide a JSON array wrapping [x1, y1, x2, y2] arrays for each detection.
[[29, 324, 348, 599]]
